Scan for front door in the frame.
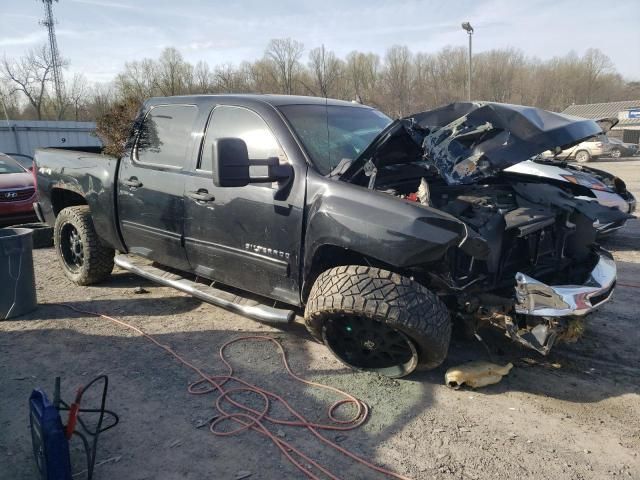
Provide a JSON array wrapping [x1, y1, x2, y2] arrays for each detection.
[[118, 103, 199, 271], [184, 104, 305, 305]]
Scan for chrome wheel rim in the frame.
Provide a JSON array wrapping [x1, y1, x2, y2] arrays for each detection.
[[576, 151, 589, 162]]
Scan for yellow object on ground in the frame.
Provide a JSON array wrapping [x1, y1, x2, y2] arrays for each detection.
[[445, 361, 514, 389]]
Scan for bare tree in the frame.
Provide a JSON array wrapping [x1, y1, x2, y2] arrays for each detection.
[[1, 45, 54, 120], [115, 58, 157, 101], [67, 73, 88, 121], [308, 45, 342, 97], [474, 49, 525, 103], [192, 60, 213, 93], [264, 38, 304, 94], [154, 48, 193, 96], [583, 48, 614, 103], [214, 63, 249, 93], [0, 78, 22, 119], [383, 45, 413, 117], [5, 39, 637, 122], [345, 51, 380, 105]]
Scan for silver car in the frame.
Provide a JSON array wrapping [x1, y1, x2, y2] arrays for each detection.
[[540, 134, 612, 162]]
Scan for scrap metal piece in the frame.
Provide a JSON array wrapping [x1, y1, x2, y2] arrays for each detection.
[[445, 361, 513, 389], [504, 316, 558, 355]]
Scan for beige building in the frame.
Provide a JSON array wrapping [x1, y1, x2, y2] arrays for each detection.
[[562, 100, 640, 144]]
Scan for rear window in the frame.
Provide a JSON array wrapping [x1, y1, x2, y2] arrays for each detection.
[[0, 155, 25, 174], [135, 104, 199, 168]]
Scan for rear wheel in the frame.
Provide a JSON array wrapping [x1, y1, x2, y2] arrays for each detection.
[[575, 150, 591, 163], [304, 266, 451, 377], [610, 148, 621, 159], [54, 206, 114, 285]]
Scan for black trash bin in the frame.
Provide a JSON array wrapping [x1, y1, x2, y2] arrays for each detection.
[[0, 227, 37, 319]]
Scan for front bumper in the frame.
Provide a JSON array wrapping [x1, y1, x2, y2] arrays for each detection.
[[514, 251, 616, 317]]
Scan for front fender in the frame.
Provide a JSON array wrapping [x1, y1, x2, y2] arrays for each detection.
[[303, 176, 467, 280]]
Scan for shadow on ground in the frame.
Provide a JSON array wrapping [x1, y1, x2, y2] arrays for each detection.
[[0, 297, 434, 480]]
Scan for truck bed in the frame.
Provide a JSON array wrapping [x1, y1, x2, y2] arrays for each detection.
[[34, 147, 125, 251]]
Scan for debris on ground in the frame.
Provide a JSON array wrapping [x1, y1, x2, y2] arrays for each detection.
[[445, 361, 513, 389], [234, 470, 252, 479], [133, 286, 149, 294]]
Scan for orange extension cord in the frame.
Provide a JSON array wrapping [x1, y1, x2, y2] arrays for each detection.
[[54, 303, 413, 480]]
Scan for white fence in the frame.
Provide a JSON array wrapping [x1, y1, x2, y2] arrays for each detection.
[[0, 120, 102, 158]]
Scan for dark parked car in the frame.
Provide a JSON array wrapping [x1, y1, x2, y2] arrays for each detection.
[[34, 96, 632, 377], [0, 152, 38, 227], [608, 137, 639, 158]]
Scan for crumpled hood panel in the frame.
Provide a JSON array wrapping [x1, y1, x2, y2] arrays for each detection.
[[347, 102, 605, 185], [416, 102, 604, 184]]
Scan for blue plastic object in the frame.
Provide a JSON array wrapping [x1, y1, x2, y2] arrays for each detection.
[[29, 389, 72, 480]]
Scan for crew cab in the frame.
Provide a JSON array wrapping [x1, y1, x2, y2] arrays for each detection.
[[34, 96, 632, 377]]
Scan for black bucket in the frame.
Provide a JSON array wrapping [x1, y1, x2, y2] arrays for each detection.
[[0, 227, 37, 319]]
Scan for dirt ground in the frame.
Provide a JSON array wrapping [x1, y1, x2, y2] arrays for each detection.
[[1, 159, 639, 480]]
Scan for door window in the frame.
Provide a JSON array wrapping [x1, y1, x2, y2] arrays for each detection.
[[199, 105, 284, 171], [135, 104, 198, 168]]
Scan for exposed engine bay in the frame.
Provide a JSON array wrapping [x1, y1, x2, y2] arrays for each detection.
[[372, 165, 623, 354], [340, 102, 632, 355]]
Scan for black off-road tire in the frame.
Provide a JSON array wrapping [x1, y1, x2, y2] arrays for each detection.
[[305, 266, 451, 377], [54, 206, 114, 285]]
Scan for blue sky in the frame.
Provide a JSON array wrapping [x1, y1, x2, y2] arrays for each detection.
[[1, 0, 639, 83]]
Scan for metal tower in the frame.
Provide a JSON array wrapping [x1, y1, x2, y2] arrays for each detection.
[[39, 0, 64, 103]]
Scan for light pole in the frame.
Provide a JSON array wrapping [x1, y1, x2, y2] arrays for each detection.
[[461, 22, 474, 101]]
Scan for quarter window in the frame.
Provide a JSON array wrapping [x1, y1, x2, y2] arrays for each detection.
[[135, 104, 198, 168], [199, 105, 284, 171]]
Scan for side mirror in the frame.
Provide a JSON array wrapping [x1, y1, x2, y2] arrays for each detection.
[[212, 138, 293, 188], [212, 138, 250, 187]]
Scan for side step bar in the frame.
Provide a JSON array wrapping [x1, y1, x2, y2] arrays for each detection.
[[114, 255, 295, 324]]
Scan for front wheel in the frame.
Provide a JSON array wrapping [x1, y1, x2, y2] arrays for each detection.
[[575, 150, 591, 163], [304, 266, 451, 378], [610, 149, 621, 159], [54, 206, 114, 285]]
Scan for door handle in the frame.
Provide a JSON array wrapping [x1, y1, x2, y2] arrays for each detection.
[[187, 190, 215, 202], [122, 177, 143, 188]]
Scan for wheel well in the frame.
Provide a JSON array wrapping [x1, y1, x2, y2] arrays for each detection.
[[302, 245, 399, 303], [51, 188, 87, 216]]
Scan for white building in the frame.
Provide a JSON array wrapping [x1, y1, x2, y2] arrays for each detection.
[[0, 120, 102, 158]]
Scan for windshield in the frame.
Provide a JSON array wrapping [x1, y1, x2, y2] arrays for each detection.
[[0, 154, 26, 174], [279, 104, 392, 175], [7, 154, 33, 170]]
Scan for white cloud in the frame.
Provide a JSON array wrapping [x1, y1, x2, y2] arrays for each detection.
[[0, 31, 46, 47]]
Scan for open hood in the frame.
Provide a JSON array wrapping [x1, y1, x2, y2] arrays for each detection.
[[343, 102, 605, 185]]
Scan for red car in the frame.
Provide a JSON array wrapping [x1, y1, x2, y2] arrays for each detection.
[[0, 153, 38, 227]]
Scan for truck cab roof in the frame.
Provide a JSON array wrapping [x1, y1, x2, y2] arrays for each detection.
[[144, 94, 372, 110]]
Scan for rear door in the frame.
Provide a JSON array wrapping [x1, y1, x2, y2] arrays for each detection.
[[117, 103, 199, 271], [183, 104, 305, 305]]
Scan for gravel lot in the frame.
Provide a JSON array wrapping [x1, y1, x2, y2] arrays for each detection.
[[1, 159, 639, 480]]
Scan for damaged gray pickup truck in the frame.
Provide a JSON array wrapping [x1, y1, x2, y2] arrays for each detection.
[[35, 96, 633, 377]]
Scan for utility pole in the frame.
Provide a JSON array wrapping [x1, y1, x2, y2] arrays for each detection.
[[40, 0, 64, 107], [461, 22, 474, 101]]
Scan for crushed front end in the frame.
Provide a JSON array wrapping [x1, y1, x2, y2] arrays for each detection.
[[341, 101, 632, 355]]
